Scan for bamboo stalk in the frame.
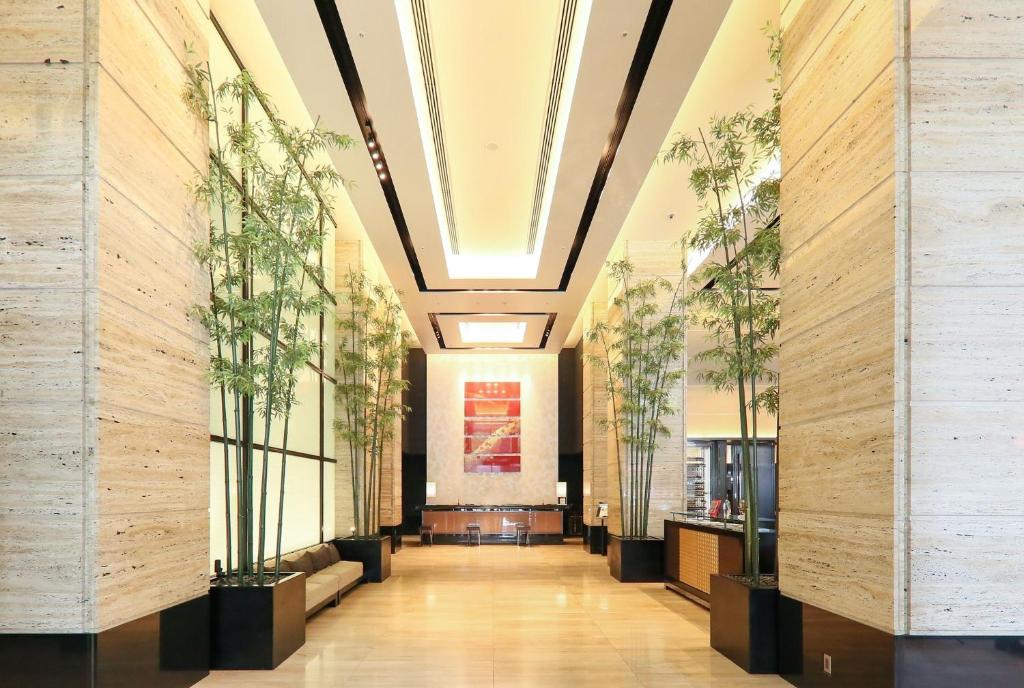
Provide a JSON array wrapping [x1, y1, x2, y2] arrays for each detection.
[[204, 67, 248, 584]]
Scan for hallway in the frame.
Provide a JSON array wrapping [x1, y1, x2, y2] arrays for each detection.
[[198, 543, 789, 687]]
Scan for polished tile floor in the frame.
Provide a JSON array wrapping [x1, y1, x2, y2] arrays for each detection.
[[198, 541, 790, 687]]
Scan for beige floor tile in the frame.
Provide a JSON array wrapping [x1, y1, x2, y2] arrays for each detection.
[[196, 541, 789, 688]]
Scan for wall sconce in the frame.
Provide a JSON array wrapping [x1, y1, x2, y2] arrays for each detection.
[[425, 481, 437, 499], [556, 481, 567, 504]]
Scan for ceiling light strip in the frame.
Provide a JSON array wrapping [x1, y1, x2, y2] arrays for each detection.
[[410, 0, 459, 255], [317, 0, 673, 293], [429, 312, 558, 350], [527, 0, 578, 254]]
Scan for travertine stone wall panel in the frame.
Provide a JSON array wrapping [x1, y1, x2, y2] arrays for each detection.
[[1, 0, 210, 633], [911, 58, 1024, 172], [781, 0, 895, 167], [782, 0, 1024, 635], [907, 0, 1024, 632], [92, 0, 210, 631], [911, 173, 1024, 286], [778, 511, 897, 632], [782, 66, 896, 253], [0, 178, 84, 289], [779, 405, 894, 517], [582, 277, 608, 527], [0, 0, 85, 62], [603, 240, 685, 539], [779, 0, 903, 635], [333, 240, 363, 537], [780, 180, 895, 341]]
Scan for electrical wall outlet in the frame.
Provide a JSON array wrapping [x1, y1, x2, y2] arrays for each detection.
[[823, 653, 832, 676]]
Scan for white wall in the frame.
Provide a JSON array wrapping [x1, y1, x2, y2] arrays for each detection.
[[427, 354, 559, 505]]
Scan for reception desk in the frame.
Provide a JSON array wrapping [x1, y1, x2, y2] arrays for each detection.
[[664, 519, 777, 607], [422, 505, 566, 544]]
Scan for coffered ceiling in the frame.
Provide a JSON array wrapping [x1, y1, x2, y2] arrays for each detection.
[[255, 0, 731, 352]]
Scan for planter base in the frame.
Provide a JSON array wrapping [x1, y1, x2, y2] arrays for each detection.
[[608, 535, 664, 582], [380, 525, 403, 554], [585, 525, 608, 555], [335, 536, 391, 582], [210, 573, 305, 670], [710, 574, 778, 674]]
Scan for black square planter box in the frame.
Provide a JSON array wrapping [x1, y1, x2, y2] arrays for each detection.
[[586, 524, 608, 555], [209, 572, 305, 670], [335, 535, 391, 583], [380, 525, 403, 554], [608, 535, 664, 582], [710, 574, 778, 674]]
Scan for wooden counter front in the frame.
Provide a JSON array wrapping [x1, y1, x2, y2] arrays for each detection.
[[423, 509, 563, 536], [664, 519, 743, 606]]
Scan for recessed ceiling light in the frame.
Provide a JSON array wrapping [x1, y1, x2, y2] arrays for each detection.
[[375, 162, 384, 170], [486, 142, 499, 151], [378, 172, 388, 180], [459, 321, 527, 344]]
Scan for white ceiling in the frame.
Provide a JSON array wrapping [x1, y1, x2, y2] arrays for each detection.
[[256, 0, 732, 353]]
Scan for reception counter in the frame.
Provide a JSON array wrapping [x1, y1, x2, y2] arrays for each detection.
[[422, 505, 566, 544], [664, 518, 777, 606]]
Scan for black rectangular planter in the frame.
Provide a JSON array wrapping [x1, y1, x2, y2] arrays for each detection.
[[710, 574, 778, 674], [335, 535, 391, 583], [380, 525, 403, 554], [209, 573, 305, 670], [586, 524, 608, 555], [608, 535, 664, 582]]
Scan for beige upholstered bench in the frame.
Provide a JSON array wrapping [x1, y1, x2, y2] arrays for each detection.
[[268, 543, 364, 617]]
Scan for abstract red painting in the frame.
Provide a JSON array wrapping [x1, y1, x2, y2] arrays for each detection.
[[464, 381, 521, 473]]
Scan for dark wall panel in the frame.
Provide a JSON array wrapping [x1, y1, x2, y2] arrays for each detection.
[[401, 348, 427, 533]]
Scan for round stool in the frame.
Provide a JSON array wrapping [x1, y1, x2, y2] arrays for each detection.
[[466, 523, 482, 546], [419, 524, 434, 546], [514, 523, 531, 547]]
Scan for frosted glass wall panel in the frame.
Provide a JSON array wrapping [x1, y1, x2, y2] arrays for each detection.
[[322, 462, 336, 541]]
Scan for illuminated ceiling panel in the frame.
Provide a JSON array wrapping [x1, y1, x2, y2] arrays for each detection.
[[458, 321, 528, 344], [396, 0, 592, 279]]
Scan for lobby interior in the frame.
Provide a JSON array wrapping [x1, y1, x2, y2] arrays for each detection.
[[2, 0, 1023, 687]]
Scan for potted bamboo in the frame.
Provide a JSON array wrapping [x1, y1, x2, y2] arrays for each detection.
[[334, 271, 409, 582], [586, 254, 687, 582], [664, 29, 781, 674], [184, 62, 350, 669]]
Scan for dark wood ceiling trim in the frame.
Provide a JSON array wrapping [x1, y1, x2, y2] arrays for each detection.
[[429, 312, 558, 350], [315, 0, 672, 294], [314, 0, 429, 291], [557, 0, 671, 290]]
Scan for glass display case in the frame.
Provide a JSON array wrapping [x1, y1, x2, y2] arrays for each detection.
[[684, 439, 777, 528]]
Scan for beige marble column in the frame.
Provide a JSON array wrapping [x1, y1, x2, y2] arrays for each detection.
[[0, 0, 210, 633], [780, 0, 1024, 635], [582, 278, 609, 528], [333, 240, 362, 536], [604, 240, 686, 539], [333, 239, 403, 535]]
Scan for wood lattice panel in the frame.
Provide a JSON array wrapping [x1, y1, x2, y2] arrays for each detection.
[[677, 528, 719, 595]]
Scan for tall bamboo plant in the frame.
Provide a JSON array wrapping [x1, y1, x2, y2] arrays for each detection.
[[183, 62, 352, 585], [586, 254, 687, 539], [335, 271, 410, 538], [663, 29, 781, 582]]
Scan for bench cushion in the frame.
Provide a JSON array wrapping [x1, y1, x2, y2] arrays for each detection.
[[322, 561, 363, 589], [304, 577, 336, 613]]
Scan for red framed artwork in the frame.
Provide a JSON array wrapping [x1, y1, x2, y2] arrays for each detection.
[[464, 381, 521, 473]]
